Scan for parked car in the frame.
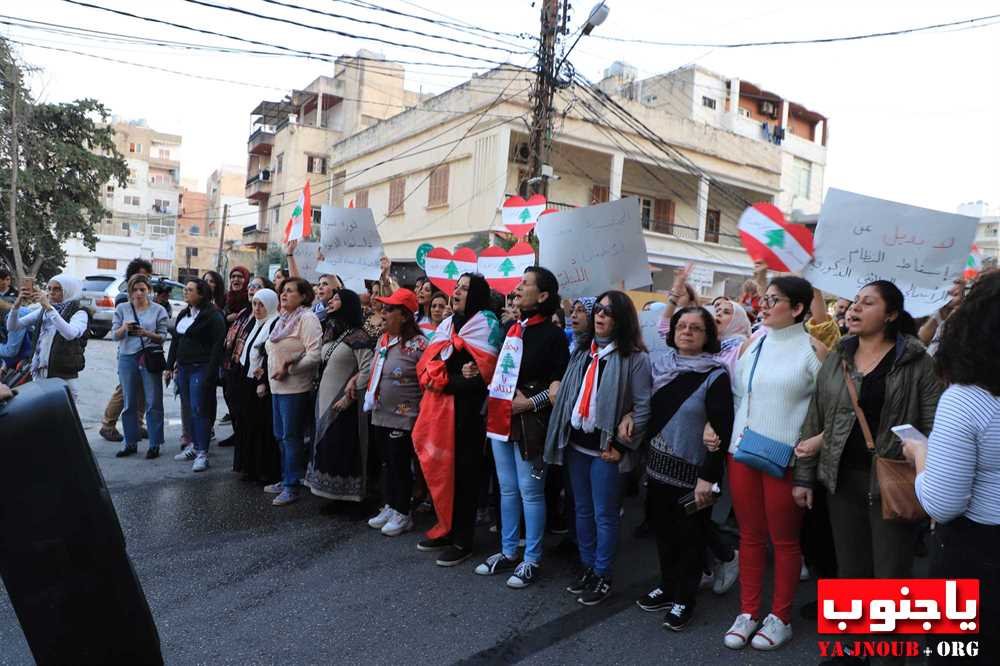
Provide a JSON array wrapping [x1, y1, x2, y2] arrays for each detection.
[[80, 274, 185, 339], [118, 277, 186, 335]]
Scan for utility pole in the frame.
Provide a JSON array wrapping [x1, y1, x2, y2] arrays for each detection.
[[528, 0, 561, 198], [215, 203, 229, 272]]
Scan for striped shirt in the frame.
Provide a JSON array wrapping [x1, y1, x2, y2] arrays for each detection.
[[916, 384, 1000, 525]]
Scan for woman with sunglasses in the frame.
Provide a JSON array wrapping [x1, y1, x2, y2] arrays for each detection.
[[722, 276, 827, 652], [544, 290, 651, 606]]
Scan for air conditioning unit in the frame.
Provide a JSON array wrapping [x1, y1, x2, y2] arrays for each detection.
[[759, 101, 778, 118], [260, 169, 272, 182], [512, 142, 531, 164]]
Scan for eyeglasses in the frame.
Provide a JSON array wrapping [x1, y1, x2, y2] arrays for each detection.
[[761, 295, 790, 308], [675, 323, 706, 334], [592, 304, 614, 317]]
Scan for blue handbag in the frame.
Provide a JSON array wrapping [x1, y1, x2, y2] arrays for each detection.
[[733, 336, 794, 478]]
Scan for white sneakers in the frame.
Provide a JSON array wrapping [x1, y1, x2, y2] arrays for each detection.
[[381, 510, 413, 537], [174, 445, 196, 461], [368, 506, 412, 536], [723, 613, 793, 651], [368, 505, 393, 529], [192, 453, 209, 472], [712, 550, 739, 595]]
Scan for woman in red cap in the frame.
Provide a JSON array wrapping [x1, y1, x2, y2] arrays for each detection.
[[363, 288, 429, 536]]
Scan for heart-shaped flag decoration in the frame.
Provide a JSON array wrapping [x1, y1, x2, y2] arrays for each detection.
[[477, 242, 536, 295], [737, 202, 815, 273], [424, 247, 479, 296], [502, 194, 547, 238]]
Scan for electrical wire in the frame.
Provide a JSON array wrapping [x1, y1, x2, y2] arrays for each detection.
[[592, 11, 1000, 48], [335, 0, 532, 43]]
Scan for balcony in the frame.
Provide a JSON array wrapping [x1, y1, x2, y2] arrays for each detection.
[[245, 171, 272, 202], [248, 127, 275, 156], [149, 155, 180, 170], [242, 223, 270, 249]]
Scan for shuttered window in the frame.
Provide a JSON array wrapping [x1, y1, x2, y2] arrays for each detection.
[[652, 198, 675, 234], [388, 177, 405, 216], [428, 165, 449, 207], [591, 184, 609, 204], [354, 189, 369, 209]]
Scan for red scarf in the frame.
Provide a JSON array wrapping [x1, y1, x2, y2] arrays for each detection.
[[485, 315, 546, 441], [570, 340, 616, 432]]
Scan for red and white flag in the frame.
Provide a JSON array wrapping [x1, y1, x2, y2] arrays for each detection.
[[486, 315, 546, 441], [283, 180, 312, 243], [424, 247, 478, 296], [738, 202, 814, 272], [477, 242, 535, 295], [502, 194, 547, 238]]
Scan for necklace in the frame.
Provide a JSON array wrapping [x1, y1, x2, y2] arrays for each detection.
[[857, 344, 893, 375]]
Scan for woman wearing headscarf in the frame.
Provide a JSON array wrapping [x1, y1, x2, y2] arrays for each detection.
[[412, 273, 502, 568], [218, 266, 253, 448], [7, 274, 90, 401], [569, 297, 596, 354], [233, 288, 282, 484], [306, 288, 374, 502]]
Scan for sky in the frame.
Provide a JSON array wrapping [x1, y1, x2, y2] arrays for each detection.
[[5, 0, 999, 215]]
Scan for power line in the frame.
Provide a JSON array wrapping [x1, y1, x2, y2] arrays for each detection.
[[57, 0, 516, 70], [593, 11, 1000, 48], [334, 0, 532, 44], [179, 0, 514, 65]]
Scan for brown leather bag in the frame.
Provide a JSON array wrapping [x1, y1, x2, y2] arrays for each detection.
[[842, 362, 927, 523]]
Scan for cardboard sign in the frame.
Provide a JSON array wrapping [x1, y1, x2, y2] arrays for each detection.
[[478, 242, 535, 295], [639, 304, 669, 355], [689, 265, 715, 296], [292, 241, 322, 282], [425, 247, 478, 296], [316, 205, 384, 292], [536, 197, 652, 299], [803, 189, 978, 317]]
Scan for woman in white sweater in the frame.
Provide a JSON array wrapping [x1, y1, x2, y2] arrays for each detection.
[[723, 276, 827, 652]]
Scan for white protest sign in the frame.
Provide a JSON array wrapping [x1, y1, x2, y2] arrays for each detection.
[[639, 305, 669, 354], [803, 189, 978, 317], [317, 205, 384, 292], [536, 197, 652, 299], [292, 241, 322, 282], [689, 265, 715, 296]]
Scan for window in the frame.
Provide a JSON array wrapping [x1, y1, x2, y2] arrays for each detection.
[[150, 174, 164, 185], [128, 142, 141, 154], [153, 199, 170, 212], [638, 197, 653, 229], [653, 198, 675, 234], [792, 157, 812, 199], [189, 225, 200, 236], [306, 155, 327, 175], [591, 184, 609, 204], [127, 169, 137, 184], [190, 248, 199, 257], [739, 107, 751, 119], [388, 177, 405, 215], [97, 258, 117, 270], [427, 165, 449, 207], [270, 206, 280, 228], [310, 209, 322, 235], [275, 153, 284, 174], [354, 189, 369, 209], [124, 195, 141, 207], [158, 149, 170, 159], [105, 185, 114, 195], [705, 209, 721, 244], [702, 96, 717, 110]]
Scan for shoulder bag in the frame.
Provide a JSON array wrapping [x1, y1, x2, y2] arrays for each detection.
[[131, 304, 166, 373], [733, 336, 794, 478], [841, 362, 927, 522]]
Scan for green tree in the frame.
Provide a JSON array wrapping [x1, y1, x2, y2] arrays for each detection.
[[0, 40, 128, 279]]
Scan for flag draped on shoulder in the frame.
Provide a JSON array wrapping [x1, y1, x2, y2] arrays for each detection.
[[411, 311, 500, 539], [486, 314, 545, 441], [283, 180, 312, 243]]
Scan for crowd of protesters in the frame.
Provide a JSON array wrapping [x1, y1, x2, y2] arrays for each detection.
[[1, 248, 997, 663]]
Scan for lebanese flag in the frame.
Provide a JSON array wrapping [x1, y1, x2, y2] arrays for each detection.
[[412, 311, 500, 539], [283, 180, 312, 242], [738, 202, 814, 273], [486, 314, 546, 441], [502, 194, 546, 238], [478, 242, 535, 295], [424, 247, 478, 296], [964, 244, 983, 280]]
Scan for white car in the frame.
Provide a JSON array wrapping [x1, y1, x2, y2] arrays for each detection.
[[79, 275, 185, 338]]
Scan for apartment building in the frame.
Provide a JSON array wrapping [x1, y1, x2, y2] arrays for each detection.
[[329, 62, 825, 296], [175, 183, 257, 282], [63, 119, 181, 277], [243, 50, 426, 259]]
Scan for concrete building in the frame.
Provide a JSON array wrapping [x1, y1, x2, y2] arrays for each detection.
[[242, 50, 426, 262], [175, 187, 257, 283], [957, 201, 1000, 266], [329, 63, 829, 296], [63, 119, 181, 277]]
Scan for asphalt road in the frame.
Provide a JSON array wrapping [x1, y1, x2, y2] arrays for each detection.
[[0, 337, 825, 665]]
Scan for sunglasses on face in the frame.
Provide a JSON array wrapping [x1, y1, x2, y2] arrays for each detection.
[[592, 304, 614, 317]]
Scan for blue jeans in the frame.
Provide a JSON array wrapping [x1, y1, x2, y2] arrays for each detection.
[[566, 446, 623, 577], [272, 392, 311, 489], [491, 439, 547, 564], [118, 352, 164, 448], [176, 363, 211, 454]]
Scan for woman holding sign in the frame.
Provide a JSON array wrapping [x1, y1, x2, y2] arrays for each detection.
[[722, 276, 826, 652], [544, 290, 651, 607], [793, 282, 940, 586]]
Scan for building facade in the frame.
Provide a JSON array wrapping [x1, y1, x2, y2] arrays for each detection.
[[958, 201, 1000, 266], [63, 119, 181, 277], [329, 62, 827, 297]]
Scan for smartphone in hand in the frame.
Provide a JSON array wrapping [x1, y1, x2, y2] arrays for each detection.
[[890, 424, 928, 444]]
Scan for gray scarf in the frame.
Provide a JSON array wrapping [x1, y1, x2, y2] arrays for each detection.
[[651, 347, 725, 393]]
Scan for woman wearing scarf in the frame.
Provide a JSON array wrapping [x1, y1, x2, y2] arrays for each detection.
[[568, 297, 596, 354], [219, 266, 252, 448], [232, 288, 282, 484], [264, 277, 323, 506], [7, 274, 90, 401], [544, 290, 651, 606], [636, 306, 734, 630], [412, 273, 501, 568], [477, 267, 569, 588], [363, 288, 428, 536], [305, 288, 374, 502]]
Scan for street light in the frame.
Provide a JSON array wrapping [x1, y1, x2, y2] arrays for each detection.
[[556, 1, 610, 76]]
